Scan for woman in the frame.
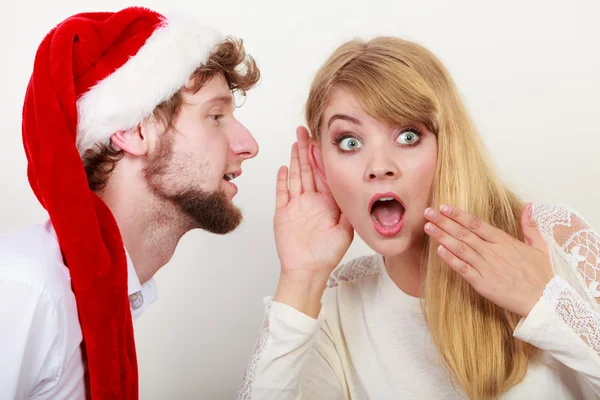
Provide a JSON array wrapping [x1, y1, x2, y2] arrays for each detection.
[[239, 37, 600, 399]]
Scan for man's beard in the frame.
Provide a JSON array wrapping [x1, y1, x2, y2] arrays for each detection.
[[143, 133, 242, 235], [167, 188, 242, 234]]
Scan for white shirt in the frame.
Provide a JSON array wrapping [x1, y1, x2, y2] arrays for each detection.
[[0, 220, 157, 399], [239, 204, 600, 400]]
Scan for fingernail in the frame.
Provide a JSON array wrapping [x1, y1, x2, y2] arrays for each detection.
[[425, 223, 436, 232], [528, 203, 537, 227], [440, 205, 450, 214], [425, 208, 436, 218], [437, 245, 446, 255]]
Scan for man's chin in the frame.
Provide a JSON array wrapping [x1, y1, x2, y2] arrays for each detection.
[[199, 206, 243, 235], [172, 189, 243, 235]]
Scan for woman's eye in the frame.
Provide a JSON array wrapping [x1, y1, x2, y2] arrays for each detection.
[[210, 114, 224, 122], [338, 137, 362, 151], [396, 129, 421, 145]]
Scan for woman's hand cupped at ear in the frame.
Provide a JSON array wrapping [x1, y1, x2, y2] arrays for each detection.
[[272, 126, 354, 318]]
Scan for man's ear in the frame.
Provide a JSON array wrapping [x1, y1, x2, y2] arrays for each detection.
[[110, 123, 149, 156], [309, 140, 327, 182]]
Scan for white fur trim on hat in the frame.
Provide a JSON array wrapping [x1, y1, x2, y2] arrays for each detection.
[[75, 14, 224, 155]]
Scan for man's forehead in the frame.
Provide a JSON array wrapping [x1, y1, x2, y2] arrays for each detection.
[[185, 75, 233, 106]]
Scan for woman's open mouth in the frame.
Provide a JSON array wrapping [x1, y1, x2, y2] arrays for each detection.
[[369, 192, 405, 237]]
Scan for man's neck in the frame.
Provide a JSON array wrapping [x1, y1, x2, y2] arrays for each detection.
[[100, 185, 190, 285]]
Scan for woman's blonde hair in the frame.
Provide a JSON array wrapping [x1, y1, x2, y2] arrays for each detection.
[[305, 37, 535, 399]]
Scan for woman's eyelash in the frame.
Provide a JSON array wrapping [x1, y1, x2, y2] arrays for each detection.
[[330, 127, 423, 150], [331, 132, 356, 145], [400, 127, 422, 136], [333, 128, 421, 141], [396, 127, 424, 145]]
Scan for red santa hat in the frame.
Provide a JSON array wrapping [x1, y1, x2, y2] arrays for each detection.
[[22, 7, 223, 398]]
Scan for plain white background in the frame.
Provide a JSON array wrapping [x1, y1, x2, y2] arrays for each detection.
[[1, 0, 598, 398]]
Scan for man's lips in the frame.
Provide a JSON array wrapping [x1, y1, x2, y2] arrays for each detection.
[[223, 169, 242, 182]]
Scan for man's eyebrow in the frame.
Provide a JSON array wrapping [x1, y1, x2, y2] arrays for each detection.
[[204, 95, 233, 106]]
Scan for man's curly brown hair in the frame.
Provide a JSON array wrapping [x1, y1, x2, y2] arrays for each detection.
[[82, 37, 260, 192]]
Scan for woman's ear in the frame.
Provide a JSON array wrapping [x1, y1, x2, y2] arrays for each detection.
[[110, 123, 149, 157], [309, 140, 327, 183]]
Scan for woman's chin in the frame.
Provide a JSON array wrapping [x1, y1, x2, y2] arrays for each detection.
[[357, 229, 413, 259]]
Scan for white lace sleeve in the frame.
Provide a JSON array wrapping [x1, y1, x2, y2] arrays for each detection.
[[237, 297, 344, 400], [542, 275, 600, 355], [535, 204, 600, 304], [239, 255, 379, 400], [535, 204, 600, 357], [238, 298, 272, 400]]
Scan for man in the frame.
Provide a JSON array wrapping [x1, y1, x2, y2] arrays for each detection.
[[0, 6, 259, 399]]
